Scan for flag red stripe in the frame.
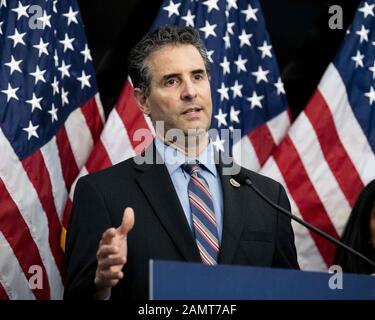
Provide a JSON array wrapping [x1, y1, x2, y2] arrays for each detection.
[[0, 281, 9, 300], [273, 136, 339, 266], [116, 82, 151, 150], [248, 123, 277, 166], [305, 90, 364, 207], [85, 140, 113, 173], [22, 152, 64, 278], [55, 127, 79, 192], [80, 96, 104, 143], [0, 179, 51, 299]]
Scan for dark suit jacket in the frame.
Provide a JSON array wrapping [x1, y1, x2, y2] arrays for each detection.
[[64, 143, 299, 299]]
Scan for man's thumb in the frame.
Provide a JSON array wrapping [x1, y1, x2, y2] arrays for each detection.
[[117, 207, 135, 236]]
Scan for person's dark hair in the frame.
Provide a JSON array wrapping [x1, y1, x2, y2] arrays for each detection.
[[127, 25, 210, 97], [334, 180, 375, 274]]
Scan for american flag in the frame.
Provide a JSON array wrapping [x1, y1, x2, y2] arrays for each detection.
[[0, 0, 104, 299], [62, 0, 291, 268], [261, 0, 375, 270]]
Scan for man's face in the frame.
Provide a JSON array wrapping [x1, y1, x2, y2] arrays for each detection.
[[136, 44, 212, 136]]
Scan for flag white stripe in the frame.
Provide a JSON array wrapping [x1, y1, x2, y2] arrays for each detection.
[[94, 93, 105, 124], [319, 64, 375, 185], [0, 232, 35, 300], [101, 109, 136, 163], [233, 135, 261, 171], [260, 156, 327, 271], [288, 113, 352, 235], [40, 137, 68, 222], [64, 108, 94, 168], [0, 129, 63, 299], [266, 110, 290, 145]]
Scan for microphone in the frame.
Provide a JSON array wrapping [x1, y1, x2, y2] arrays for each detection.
[[233, 169, 375, 269]]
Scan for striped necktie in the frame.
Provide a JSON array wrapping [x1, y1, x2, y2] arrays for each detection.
[[182, 163, 220, 265]]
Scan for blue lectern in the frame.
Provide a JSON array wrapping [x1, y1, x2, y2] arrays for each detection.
[[149, 260, 375, 300]]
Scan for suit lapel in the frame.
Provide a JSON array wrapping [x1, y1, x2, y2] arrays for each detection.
[[217, 157, 247, 264], [134, 143, 201, 263]]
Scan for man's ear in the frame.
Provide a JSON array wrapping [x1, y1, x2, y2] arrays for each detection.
[[134, 88, 151, 116]]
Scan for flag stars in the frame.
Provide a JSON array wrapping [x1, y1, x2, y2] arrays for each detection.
[[77, 70, 92, 89], [26, 93, 43, 112], [230, 80, 243, 98], [223, 32, 231, 49], [241, 4, 258, 22], [54, 50, 59, 67], [33, 38, 49, 57], [369, 61, 375, 79], [212, 135, 225, 152], [358, 1, 374, 18], [251, 66, 270, 83], [4, 56, 22, 75], [37, 10, 52, 29], [29, 66, 47, 85], [61, 88, 69, 106], [238, 29, 252, 47], [163, 0, 181, 18], [258, 41, 273, 59], [247, 91, 264, 109], [80, 44, 92, 63], [59, 33, 75, 53], [351, 50, 364, 68], [48, 104, 59, 123], [51, 77, 60, 95], [234, 55, 247, 73], [199, 21, 217, 39], [58, 61, 71, 79], [1, 83, 19, 102], [356, 25, 369, 43], [217, 82, 230, 101], [206, 50, 214, 63], [220, 56, 231, 75], [11, 2, 29, 20], [364, 86, 375, 105], [0, 21, 3, 35], [226, 0, 238, 11], [274, 77, 285, 95], [63, 7, 79, 26], [182, 10, 195, 27], [8, 29, 26, 48], [230, 106, 240, 123], [23, 121, 39, 140], [214, 108, 228, 127], [203, 0, 219, 13], [227, 22, 235, 35]]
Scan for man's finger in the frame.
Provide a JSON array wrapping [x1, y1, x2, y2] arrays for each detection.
[[116, 207, 135, 237], [101, 228, 116, 244], [98, 256, 126, 270], [96, 244, 120, 260]]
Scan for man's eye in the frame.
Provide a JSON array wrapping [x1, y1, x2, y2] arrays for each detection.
[[194, 74, 204, 80], [165, 79, 178, 86]]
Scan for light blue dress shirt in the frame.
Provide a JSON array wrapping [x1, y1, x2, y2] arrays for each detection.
[[154, 137, 224, 243]]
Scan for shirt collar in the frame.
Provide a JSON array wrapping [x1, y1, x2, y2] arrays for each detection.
[[154, 136, 217, 177]]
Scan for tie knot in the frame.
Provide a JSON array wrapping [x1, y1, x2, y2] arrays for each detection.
[[181, 162, 200, 176]]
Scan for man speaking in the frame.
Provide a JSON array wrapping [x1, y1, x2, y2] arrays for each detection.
[[64, 26, 299, 300]]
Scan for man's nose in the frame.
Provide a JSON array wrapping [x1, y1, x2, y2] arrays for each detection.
[[181, 80, 197, 101]]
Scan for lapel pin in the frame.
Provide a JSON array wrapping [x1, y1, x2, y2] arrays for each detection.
[[230, 178, 240, 188]]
